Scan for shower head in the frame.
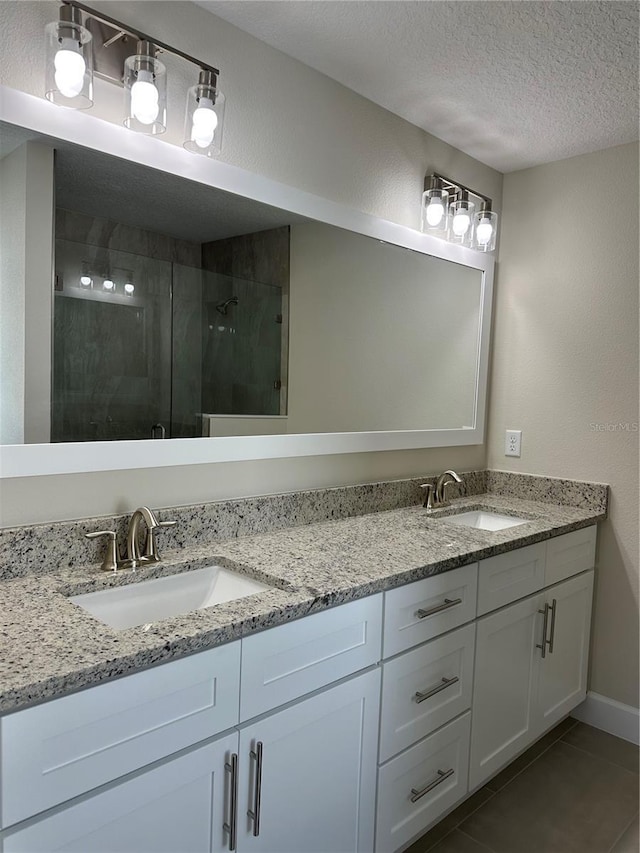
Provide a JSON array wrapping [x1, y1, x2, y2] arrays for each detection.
[[216, 296, 239, 315]]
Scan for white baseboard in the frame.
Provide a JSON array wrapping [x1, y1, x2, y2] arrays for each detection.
[[571, 692, 640, 745]]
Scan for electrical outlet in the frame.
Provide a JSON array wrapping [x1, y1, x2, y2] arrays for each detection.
[[505, 429, 522, 457]]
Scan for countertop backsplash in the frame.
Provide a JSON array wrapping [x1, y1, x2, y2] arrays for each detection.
[[0, 470, 607, 581]]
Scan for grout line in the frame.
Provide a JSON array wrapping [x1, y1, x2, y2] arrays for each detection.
[[457, 827, 500, 852], [421, 790, 498, 852], [604, 809, 639, 853], [485, 719, 579, 794], [558, 740, 640, 778]]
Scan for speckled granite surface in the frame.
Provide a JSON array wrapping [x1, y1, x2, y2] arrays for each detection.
[[486, 470, 608, 512], [0, 479, 607, 715]]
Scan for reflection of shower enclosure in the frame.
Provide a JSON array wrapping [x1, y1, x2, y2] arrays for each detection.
[[52, 239, 284, 442]]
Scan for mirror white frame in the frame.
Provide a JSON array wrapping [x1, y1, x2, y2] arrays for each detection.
[[0, 86, 494, 478]]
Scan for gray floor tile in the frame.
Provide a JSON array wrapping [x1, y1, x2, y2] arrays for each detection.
[[563, 722, 639, 774], [429, 830, 496, 853], [459, 741, 639, 853], [610, 814, 639, 853], [484, 717, 577, 792], [405, 788, 495, 852]]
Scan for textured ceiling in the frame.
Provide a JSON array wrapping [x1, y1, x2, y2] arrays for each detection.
[[196, 0, 639, 173]]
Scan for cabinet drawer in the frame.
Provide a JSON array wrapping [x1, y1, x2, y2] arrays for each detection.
[[477, 542, 546, 616], [375, 713, 470, 853], [545, 526, 596, 585], [0, 642, 240, 829], [240, 594, 382, 721], [380, 623, 475, 763], [383, 564, 477, 658]]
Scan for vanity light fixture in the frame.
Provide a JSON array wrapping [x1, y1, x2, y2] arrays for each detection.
[[421, 176, 449, 237], [422, 173, 499, 253], [102, 279, 115, 291], [45, 2, 224, 151], [474, 201, 498, 252], [183, 69, 225, 156], [449, 190, 475, 247], [79, 263, 92, 287], [124, 41, 166, 134], [124, 282, 135, 296], [45, 4, 94, 108]]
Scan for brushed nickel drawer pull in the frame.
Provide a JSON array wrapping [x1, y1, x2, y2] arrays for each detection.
[[416, 597, 462, 620], [223, 753, 238, 851], [414, 675, 460, 704], [548, 598, 557, 653], [248, 741, 263, 837], [410, 767, 454, 803]]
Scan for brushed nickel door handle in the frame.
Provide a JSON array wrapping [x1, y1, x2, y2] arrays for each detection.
[[548, 598, 557, 654], [536, 602, 550, 658], [223, 753, 238, 851], [247, 741, 263, 837], [414, 675, 460, 704], [416, 597, 462, 619], [410, 768, 454, 803]]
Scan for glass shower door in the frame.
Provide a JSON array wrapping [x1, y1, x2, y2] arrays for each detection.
[[52, 240, 173, 442]]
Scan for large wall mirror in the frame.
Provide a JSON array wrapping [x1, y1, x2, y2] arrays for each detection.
[[0, 88, 494, 477]]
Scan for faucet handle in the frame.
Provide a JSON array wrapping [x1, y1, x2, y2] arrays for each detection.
[[85, 530, 120, 573], [420, 483, 436, 511], [141, 520, 176, 563]]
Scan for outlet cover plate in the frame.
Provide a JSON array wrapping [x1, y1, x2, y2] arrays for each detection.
[[505, 429, 522, 457]]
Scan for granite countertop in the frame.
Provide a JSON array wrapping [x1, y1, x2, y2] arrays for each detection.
[[0, 492, 606, 715]]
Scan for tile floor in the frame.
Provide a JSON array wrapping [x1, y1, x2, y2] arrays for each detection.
[[407, 719, 639, 853]]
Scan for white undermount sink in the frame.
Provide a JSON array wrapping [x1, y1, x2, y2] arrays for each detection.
[[439, 510, 529, 531], [70, 565, 272, 630]]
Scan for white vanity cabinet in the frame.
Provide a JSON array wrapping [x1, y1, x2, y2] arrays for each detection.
[[0, 642, 242, 828], [2, 733, 238, 853], [470, 563, 595, 790], [0, 524, 599, 853], [0, 595, 382, 853]]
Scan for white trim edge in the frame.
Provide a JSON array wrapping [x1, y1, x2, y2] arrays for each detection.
[[571, 691, 640, 745]]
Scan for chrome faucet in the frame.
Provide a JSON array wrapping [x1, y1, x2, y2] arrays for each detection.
[[420, 470, 464, 511]]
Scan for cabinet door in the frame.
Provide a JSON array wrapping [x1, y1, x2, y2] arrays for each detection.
[[237, 668, 380, 853], [534, 571, 594, 735], [469, 593, 544, 790], [2, 732, 238, 853]]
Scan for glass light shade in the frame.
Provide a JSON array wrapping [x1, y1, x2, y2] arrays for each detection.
[[124, 52, 167, 135], [421, 188, 449, 236], [473, 208, 498, 252], [45, 19, 93, 109], [184, 83, 225, 156], [448, 198, 475, 246]]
